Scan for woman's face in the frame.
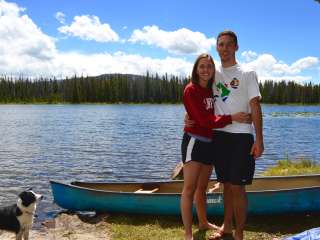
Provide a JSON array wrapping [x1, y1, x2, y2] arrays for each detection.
[[197, 57, 214, 87]]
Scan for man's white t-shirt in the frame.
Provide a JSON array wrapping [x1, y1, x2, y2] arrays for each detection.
[[213, 64, 261, 134]]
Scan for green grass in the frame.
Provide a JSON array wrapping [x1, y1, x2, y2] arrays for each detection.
[[106, 158, 320, 239], [106, 213, 320, 240], [107, 215, 183, 240], [262, 158, 320, 176]]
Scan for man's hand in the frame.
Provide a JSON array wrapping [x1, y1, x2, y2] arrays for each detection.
[[249, 96, 264, 160], [250, 140, 264, 159], [231, 112, 252, 123]]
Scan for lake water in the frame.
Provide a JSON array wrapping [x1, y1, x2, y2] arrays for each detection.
[[0, 104, 319, 224]]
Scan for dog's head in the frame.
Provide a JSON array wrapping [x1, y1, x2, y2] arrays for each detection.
[[18, 189, 43, 208]]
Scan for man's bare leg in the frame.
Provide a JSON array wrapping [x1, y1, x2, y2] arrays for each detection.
[[231, 185, 247, 240], [219, 183, 234, 234], [208, 183, 234, 240]]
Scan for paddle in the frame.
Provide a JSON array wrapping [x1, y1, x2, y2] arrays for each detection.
[[171, 162, 183, 180], [207, 182, 221, 193]]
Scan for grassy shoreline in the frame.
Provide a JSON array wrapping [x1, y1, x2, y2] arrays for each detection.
[[106, 212, 320, 240], [262, 158, 320, 176], [13, 160, 317, 240], [108, 160, 320, 239]]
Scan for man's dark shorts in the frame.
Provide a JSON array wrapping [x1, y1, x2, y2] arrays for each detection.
[[212, 130, 255, 185]]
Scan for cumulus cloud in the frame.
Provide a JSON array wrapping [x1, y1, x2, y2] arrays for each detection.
[[242, 54, 319, 83], [58, 15, 119, 42], [241, 50, 258, 62], [0, 0, 191, 78], [50, 52, 192, 78], [290, 57, 319, 74], [0, 0, 23, 16], [0, 0, 57, 76], [55, 11, 65, 24], [129, 25, 215, 55]]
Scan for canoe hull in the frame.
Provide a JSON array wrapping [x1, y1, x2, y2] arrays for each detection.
[[247, 187, 320, 214], [51, 181, 184, 215], [50, 177, 320, 216]]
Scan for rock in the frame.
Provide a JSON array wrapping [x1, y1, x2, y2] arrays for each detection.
[[0, 212, 111, 240]]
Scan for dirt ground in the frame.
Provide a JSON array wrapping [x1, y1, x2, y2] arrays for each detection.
[[0, 212, 110, 240]]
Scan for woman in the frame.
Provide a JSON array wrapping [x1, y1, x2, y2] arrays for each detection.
[[181, 53, 250, 240]]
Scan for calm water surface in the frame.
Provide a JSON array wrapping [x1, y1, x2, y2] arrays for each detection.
[[0, 104, 319, 224]]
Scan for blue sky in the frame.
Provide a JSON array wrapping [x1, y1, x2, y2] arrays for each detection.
[[0, 0, 319, 83]]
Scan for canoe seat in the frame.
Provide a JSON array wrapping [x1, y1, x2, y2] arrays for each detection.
[[135, 188, 159, 193], [135, 183, 160, 193]]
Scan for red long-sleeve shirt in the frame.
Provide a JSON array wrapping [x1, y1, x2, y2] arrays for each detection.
[[183, 82, 232, 139]]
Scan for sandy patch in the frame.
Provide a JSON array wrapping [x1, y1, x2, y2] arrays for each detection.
[[0, 212, 110, 240]]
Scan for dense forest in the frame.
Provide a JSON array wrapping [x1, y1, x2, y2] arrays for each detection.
[[0, 73, 319, 104]]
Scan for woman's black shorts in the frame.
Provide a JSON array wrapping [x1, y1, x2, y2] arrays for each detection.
[[181, 133, 214, 165]]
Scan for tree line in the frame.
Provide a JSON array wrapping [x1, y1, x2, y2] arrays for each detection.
[[0, 74, 319, 104], [0, 73, 186, 104], [260, 80, 320, 104]]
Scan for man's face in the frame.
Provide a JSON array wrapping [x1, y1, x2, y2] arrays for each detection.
[[216, 35, 238, 63]]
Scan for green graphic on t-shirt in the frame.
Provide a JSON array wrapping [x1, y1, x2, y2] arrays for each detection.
[[216, 82, 230, 98]]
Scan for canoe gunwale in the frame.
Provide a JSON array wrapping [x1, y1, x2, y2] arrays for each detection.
[[50, 176, 320, 195], [50, 180, 182, 196], [69, 173, 320, 185]]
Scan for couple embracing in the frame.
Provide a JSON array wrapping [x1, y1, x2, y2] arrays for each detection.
[[181, 30, 264, 240]]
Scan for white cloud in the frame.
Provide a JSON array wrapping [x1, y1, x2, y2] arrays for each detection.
[[0, 0, 57, 76], [0, 0, 23, 16], [55, 11, 65, 24], [241, 50, 258, 62], [58, 15, 119, 42], [242, 54, 319, 83], [129, 25, 215, 55], [290, 57, 319, 74], [50, 52, 192, 78], [0, 0, 191, 78]]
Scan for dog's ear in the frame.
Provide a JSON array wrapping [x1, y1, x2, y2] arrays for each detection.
[[19, 191, 27, 198], [27, 187, 33, 191]]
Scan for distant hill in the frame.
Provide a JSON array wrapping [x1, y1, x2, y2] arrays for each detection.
[[96, 73, 145, 80]]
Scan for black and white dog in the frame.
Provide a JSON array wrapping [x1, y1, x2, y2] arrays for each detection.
[[0, 189, 43, 240]]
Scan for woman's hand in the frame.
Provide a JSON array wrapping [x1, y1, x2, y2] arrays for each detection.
[[184, 112, 195, 127], [231, 112, 252, 123]]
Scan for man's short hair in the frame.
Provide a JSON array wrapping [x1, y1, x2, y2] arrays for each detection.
[[217, 30, 238, 46]]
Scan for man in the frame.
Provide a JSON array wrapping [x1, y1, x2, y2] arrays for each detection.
[[209, 30, 264, 240]]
